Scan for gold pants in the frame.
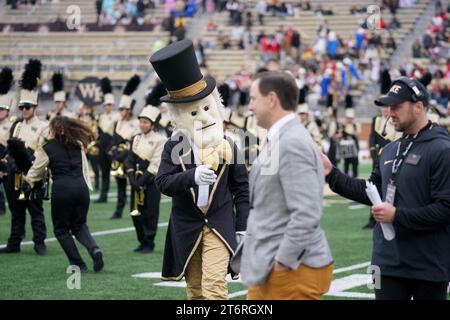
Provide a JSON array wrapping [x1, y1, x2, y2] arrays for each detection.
[[247, 262, 334, 300], [185, 225, 230, 300]]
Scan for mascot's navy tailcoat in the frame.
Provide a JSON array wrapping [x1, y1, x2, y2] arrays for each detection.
[[155, 132, 249, 280]]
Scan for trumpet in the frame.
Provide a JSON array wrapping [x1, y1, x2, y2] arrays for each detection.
[[14, 172, 27, 201], [130, 169, 145, 217]]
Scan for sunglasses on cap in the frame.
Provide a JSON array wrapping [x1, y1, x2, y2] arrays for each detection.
[[19, 105, 35, 111]]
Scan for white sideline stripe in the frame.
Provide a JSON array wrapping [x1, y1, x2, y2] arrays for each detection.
[[89, 192, 171, 203], [326, 274, 372, 294], [333, 262, 371, 274], [327, 292, 375, 299], [348, 204, 367, 210], [229, 290, 249, 299], [132, 262, 374, 300], [0, 222, 169, 249]]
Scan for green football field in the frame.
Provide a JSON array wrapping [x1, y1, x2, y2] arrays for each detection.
[[0, 164, 447, 300]]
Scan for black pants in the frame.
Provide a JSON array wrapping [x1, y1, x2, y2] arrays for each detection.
[[4, 172, 46, 248], [114, 177, 127, 217], [327, 139, 340, 167], [51, 178, 98, 267], [130, 182, 161, 249], [98, 151, 112, 200], [344, 157, 359, 177], [88, 155, 100, 191], [0, 183, 6, 213], [375, 275, 448, 300]]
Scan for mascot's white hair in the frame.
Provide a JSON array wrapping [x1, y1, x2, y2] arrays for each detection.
[[166, 88, 225, 130]]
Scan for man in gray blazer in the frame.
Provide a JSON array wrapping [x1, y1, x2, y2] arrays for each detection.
[[236, 71, 334, 300]]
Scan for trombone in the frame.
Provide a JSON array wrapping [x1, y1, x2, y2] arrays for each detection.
[[130, 169, 145, 217]]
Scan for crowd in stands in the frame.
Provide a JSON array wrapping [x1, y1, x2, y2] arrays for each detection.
[[199, 2, 409, 115], [7, 0, 38, 10], [97, 0, 155, 26], [409, 3, 449, 109]]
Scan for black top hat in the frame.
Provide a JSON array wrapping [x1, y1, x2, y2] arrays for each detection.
[[149, 39, 216, 104]]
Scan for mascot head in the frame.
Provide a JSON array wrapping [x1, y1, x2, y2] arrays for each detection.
[[150, 39, 224, 149]]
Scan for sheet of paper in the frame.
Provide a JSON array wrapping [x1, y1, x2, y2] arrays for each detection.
[[197, 184, 209, 207], [365, 181, 396, 241]]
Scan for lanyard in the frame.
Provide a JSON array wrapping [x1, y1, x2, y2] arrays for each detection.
[[390, 121, 432, 184], [390, 137, 414, 184]]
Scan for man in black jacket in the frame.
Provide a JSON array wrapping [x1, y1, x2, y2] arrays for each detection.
[[320, 77, 450, 300]]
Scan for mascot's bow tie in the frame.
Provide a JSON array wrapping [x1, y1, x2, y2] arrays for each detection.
[[197, 139, 232, 171]]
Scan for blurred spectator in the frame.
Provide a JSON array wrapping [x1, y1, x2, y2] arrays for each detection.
[[174, 24, 186, 41], [388, 14, 401, 29], [412, 39, 422, 57], [207, 19, 218, 31], [96, 0, 103, 23], [275, 2, 289, 18], [256, 0, 267, 25], [165, 0, 175, 14], [184, 0, 197, 17], [300, 0, 311, 11], [195, 40, 205, 65]]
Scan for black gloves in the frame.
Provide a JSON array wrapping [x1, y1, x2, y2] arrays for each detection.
[[7, 138, 32, 173], [21, 180, 32, 200]]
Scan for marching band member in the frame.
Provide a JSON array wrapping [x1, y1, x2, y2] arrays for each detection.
[[125, 106, 166, 253], [95, 77, 120, 203], [0, 59, 48, 256], [108, 75, 140, 219], [79, 104, 100, 191], [47, 73, 76, 121], [0, 67, 15, 216], [24, 116, 104, 272]]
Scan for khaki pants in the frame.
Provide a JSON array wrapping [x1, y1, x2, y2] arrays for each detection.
[[185, 225, 230, 300], [247, 263, 334, 300]]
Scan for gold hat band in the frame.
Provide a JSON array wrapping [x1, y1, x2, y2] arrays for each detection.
[[167, 78, 206, 100]]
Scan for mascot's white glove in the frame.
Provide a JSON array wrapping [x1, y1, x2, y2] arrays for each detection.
[[194, 164, 217, 185], [236, 231, 246, 244]]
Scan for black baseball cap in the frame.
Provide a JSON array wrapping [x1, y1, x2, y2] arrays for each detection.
[[374, 77, 429, 107]]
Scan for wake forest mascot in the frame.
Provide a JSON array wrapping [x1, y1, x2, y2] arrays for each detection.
[[151, 39, 249, 300]]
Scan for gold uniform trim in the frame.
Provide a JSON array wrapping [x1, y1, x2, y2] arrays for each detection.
[[160, 231, 203, 281], [167, 79, 206, 100]]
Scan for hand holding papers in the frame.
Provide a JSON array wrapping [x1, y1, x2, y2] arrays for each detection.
[[365, 181, 396, 241]]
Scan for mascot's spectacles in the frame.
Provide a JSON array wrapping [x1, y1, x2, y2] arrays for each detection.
[[19, 105, 34, 111]]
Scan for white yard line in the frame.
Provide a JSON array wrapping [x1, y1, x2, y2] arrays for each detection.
[[0, 222, 169, 249], [132, 261, 375, 300], [333, 262, 371, 274], [89, 192, 171, 203]]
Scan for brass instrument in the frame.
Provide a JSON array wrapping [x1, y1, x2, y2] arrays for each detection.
[[111, 160, 125, 178], [110, 143, 128, 178], [14, 172, 26, 201], [86, 141, 100, 157], [130, 169, 145, 217]]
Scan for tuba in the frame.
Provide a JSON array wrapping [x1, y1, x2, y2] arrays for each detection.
[[130, 169, 145, 217]]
